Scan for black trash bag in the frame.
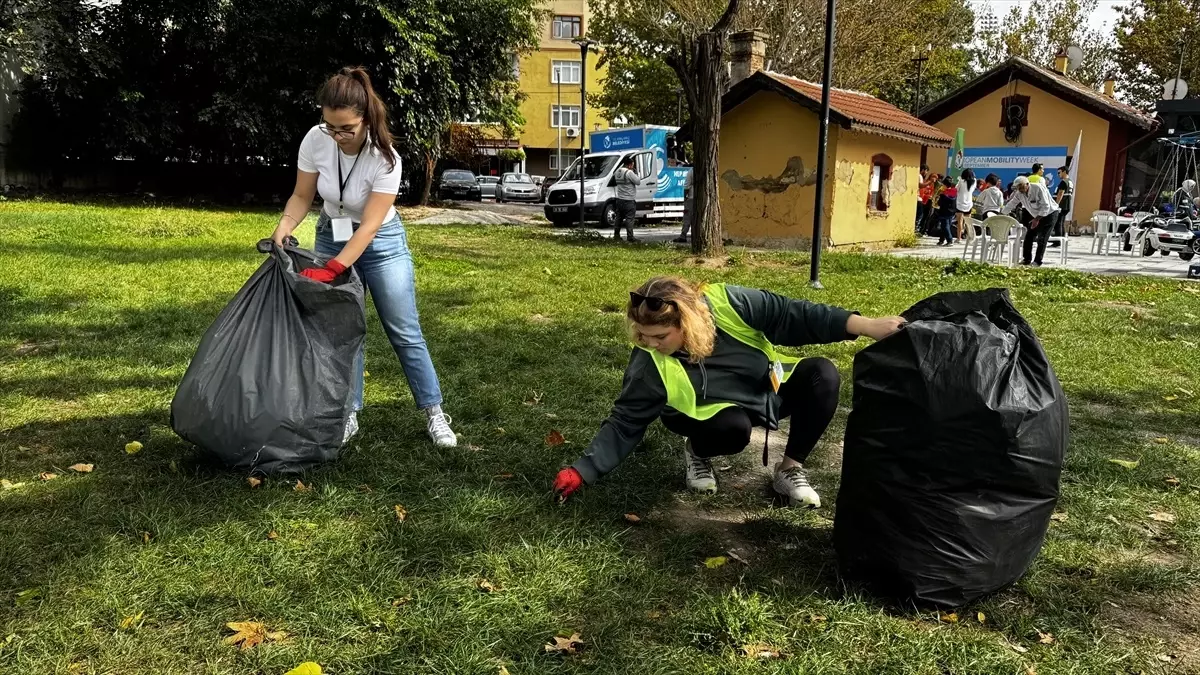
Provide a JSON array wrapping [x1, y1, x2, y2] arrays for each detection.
[[170, 240, 366, 475], [834, 288, 1067, 609]]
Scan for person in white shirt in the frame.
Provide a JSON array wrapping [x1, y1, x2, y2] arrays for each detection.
[[1002, 175, 1062, 266], [954, 169, 977, 240], [270, 67, 457, 448], [978, 173, 1005, 219]]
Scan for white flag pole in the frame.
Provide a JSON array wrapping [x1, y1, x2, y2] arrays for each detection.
[[1066, 130, 1082, 223]]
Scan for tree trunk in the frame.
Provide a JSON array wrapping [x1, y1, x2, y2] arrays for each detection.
[[420, 151, 435, 206], [690, 30, 728, 258]]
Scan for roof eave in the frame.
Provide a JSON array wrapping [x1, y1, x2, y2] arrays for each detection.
[[849, 123, 952, 147]]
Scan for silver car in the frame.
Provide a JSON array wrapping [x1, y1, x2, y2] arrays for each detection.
[[498, 173, 541, 203], [477, 175, 500, 200]]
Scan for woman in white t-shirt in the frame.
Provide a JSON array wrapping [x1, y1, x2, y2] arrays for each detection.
[[954, 169, 977, 240], [271, 67, 456, 448]]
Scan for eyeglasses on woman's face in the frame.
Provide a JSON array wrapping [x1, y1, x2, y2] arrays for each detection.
[[318, 112, 363, 140]]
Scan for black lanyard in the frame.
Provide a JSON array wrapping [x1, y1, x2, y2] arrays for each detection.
[[336, 147, 362, 216]]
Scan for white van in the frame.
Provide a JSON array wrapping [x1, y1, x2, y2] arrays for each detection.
[[544, 150, 658, 228]]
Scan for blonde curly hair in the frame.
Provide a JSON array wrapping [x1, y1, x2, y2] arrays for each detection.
[[626, 276, 716, 362]]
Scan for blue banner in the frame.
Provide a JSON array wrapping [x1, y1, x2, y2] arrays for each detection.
[[591, 128, 645, 152], [951, 146, 1069, 194]]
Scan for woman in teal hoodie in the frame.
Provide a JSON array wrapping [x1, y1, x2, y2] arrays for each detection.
[[553, 276, 904, 508]]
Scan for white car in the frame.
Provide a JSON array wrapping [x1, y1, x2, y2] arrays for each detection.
[[1129, 216, 1197, 260]]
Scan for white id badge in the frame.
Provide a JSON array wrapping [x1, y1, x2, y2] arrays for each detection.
[[770, 360, 784, 393], [331, 217, 353, 243]]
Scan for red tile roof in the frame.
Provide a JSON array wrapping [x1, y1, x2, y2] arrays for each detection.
[[764, 72, 954, 146]]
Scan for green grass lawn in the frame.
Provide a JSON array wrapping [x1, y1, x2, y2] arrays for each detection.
[[2, 199, 1200, 674]]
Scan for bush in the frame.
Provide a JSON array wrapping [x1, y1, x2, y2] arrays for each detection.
[[893, 231, 919, 248]]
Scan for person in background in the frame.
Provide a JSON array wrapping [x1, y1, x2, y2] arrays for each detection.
[[674, 168, 694, 244], [955, 168, 977, 240], [270, 66, 457, 448], [1029, 163, 1045, 185], [915, 164, 933, 233], [1052, 165, 1074, 244], [613, 156, 639, 242], [935, 176, 958, 246], [921, 173, 944, 236], [550, 277, 905, 508], [978, 173, 1005, 220], [1002, 175, 1061, 266]]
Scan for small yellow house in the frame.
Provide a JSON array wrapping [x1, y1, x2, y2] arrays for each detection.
[[719, 50, 952, 247], [920, 56, 1157, 226]]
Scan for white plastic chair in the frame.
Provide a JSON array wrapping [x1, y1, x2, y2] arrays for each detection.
[[1046, 216, 1069, 265], [982, 215, 1020, 266], [961, 217, 984, 261], [1090, 211, 1120, 255]]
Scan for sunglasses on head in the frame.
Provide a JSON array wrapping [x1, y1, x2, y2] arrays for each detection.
[[630, 292, 677, 312]]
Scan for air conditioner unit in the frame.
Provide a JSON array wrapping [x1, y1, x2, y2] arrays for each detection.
[[565, 128, 580, 138]]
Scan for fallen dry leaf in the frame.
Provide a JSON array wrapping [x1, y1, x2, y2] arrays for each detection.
[[544, 632, 584, 655], [294, 479, 312, 492], [266, 531, 279, 541], [727, 549, 751, 566], [1149, 512, 1176, 523], [124, 441, 144, 455], [741, 642, 784, 659], [1108, 458, 1139, 470], [808, 614, 828, 624], [1010, 642, 1029, 654], [545, 430, 566, 446], [38, 472, 58, 481], [247, 476, 263, 488], [624, 513, 641, 524], [1166, 477, 1182, 486], [646, 610, 663, 620], [477, 578, 496, 593], [1026, 665, 1038, 675], [703, 556, 728, 569], [1164, 395, 1179, 402], [494, 473, 515, 480], [284, 664, 322, 675], [68, 463, 94, 473], [1155, 437, 1169, 444], [141, 532, 151, 544], [977, 611, 987, 624], [940, 612, 960, 624], [223, 621, 287, 650], [1158, 654, 1178, 663], [1050, 512, 1069, 522], [1, 479, 26, 491], [1037, 631, 1055, 645], [542, 267, 552, 275], [524, 391, 544, 406], [394, 505, 407, 522], [1180, 388, 1194, 397], [390, 596, 412, 607], [498, 667, 510, 675], [118, 611, 144, 631], [357, 484, 373, 493]]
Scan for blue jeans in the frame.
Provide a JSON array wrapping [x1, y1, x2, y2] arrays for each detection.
[[315, 213, 443, 411]]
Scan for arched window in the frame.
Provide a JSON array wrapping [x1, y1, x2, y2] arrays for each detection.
[[869, 153, 893, 212]]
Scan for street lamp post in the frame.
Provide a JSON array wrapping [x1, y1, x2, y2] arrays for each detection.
[[809, 0, 837, 288], [572, 36, 599, 230], [556, 64, 563, 178]]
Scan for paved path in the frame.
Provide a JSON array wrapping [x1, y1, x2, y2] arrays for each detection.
[[887, 234, 1198, 280]]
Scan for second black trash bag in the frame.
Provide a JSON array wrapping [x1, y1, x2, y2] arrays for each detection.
[[170, 241, 366, 475], [834, 288, 1067, 609]]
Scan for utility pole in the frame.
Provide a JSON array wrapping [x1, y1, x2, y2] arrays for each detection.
[[556, 64, 563, 177], [911, 44, 930, 115], [809, 0, 837, 288]]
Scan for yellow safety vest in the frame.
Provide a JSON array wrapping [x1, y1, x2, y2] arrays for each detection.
[[640, 283, 799, 420]]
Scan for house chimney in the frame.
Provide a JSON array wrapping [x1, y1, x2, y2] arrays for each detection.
[[1054, 49, 1069, 74], [730, 30, 767, 85], [1102, 74, 1116, 97]]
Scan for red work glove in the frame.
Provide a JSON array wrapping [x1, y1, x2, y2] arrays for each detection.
[[300, 258, 347, 283], [553, 467, 584, 501]]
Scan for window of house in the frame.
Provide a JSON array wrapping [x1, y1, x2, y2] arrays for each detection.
[[551, 104, 581, 129], [552, 15, 581, 40], [551, 60, 582, 85], [549, 153, 565, 170], [869, 154, 893, 212]]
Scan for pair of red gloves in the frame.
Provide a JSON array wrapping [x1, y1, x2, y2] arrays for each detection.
[[300, 259, 347, 283]]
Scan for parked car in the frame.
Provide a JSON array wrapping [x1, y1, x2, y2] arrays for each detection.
[[476, 175, 500, 200], [438, 169, 481, 201], [498, 173, 541, 203]]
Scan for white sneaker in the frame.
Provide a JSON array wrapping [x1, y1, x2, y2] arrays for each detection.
[[426, 412, 457, 448], [772, 462, 820, 508], [342, 412, 359, 445], [684, 442, 717, 494]]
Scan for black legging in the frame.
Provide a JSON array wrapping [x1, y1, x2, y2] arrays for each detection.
[[661, 357, 840, 463]]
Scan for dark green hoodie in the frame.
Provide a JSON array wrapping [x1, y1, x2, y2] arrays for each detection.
[[571, 285, 856, 484]]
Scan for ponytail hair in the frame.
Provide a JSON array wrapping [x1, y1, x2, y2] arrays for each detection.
[[317, 66, 397, 169]]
